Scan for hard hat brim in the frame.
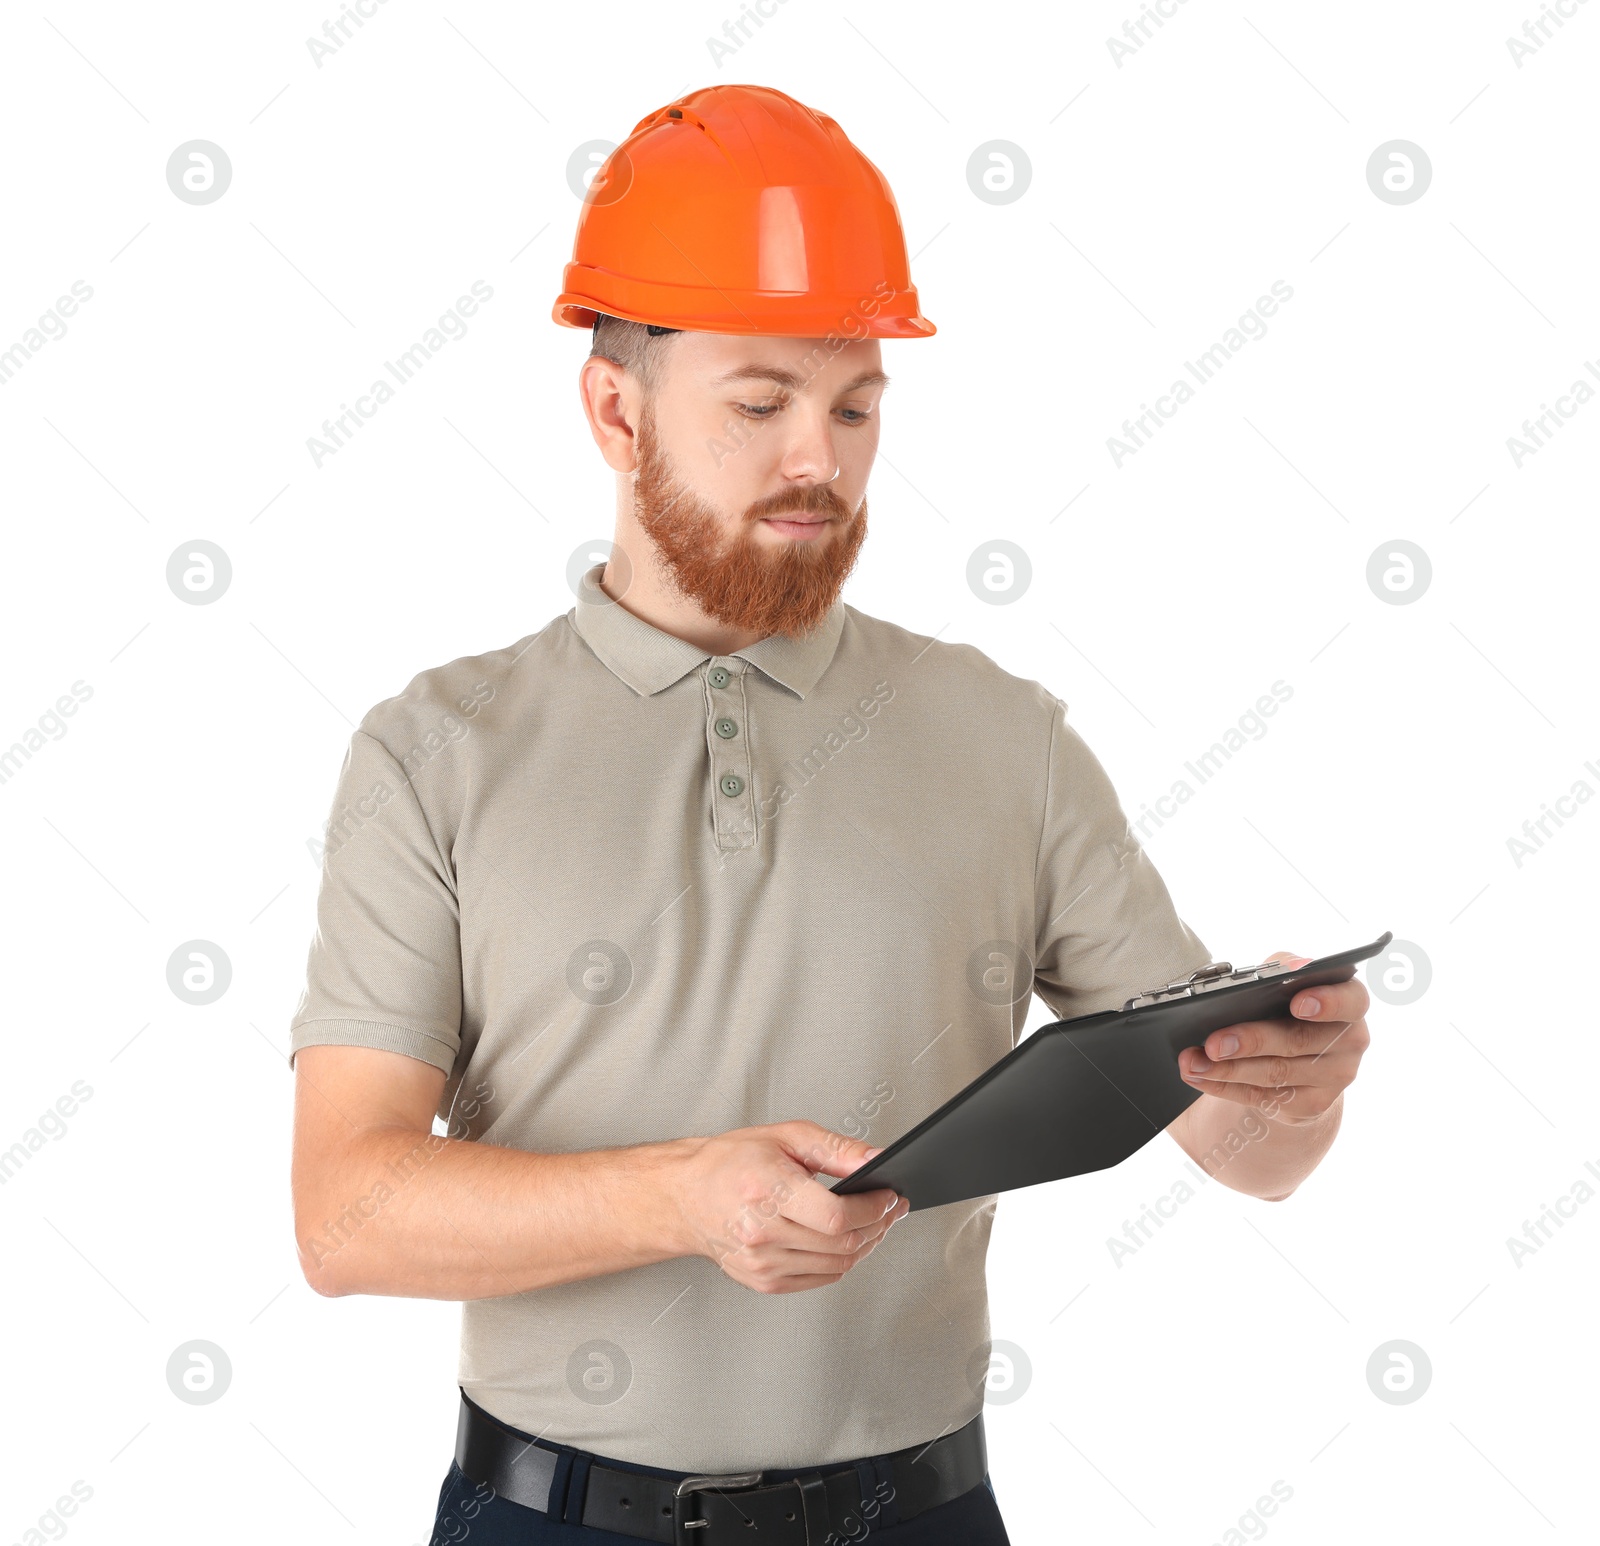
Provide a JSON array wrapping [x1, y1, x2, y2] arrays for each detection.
[[554, 284, 935, 340]]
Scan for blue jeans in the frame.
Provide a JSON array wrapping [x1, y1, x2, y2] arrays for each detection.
[[430, 1444, 1010, 1544]]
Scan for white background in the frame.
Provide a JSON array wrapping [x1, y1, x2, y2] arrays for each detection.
[[2, 2, 1595, 1542]]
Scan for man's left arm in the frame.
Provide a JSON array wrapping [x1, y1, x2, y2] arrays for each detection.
[[1165, 951, 1372, 1201]]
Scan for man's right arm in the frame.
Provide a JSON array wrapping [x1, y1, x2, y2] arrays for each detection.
[[291, 1045, 908, 1300]]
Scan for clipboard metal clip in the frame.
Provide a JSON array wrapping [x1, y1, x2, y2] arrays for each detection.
[[1123, 956, 1293, 1012]]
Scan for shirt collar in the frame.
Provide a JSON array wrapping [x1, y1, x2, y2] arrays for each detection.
[[568, 562, 846, 699]]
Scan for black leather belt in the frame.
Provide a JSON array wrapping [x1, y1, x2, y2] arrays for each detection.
[[454, 1389, 987, 1545]]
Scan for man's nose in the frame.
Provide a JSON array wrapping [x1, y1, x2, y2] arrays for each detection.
[[776, 407, 841, 485]]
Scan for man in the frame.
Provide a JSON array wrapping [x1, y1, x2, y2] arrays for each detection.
[[289, 84, 1371, 1544]]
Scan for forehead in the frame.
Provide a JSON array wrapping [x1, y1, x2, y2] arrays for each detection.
[[667, 330, 886, 392]]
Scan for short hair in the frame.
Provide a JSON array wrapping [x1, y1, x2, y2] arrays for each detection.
[[588, 313, 681, 400]]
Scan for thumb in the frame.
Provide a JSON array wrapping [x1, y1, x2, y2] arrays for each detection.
[[779, 1121, 882, 1179]]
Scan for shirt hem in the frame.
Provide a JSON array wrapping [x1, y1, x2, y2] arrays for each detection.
[[288, 1016, 458, 1075]]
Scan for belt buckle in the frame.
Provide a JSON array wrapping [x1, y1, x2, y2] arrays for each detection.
[[672, 1471, 765, 1541]]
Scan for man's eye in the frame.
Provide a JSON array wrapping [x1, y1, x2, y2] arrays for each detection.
[[736, 401, 779, 418], [837, 408, 872, 424]]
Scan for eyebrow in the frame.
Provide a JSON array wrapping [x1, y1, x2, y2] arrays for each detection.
[[708, 364, 891, 395]]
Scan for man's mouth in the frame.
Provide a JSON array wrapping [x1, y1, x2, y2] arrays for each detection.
[[762, 511, 833, 540]]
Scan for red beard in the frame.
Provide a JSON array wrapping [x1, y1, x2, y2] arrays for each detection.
[[630, 399, 869, 639]]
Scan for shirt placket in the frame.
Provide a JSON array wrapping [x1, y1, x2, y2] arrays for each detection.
[[704, 658, 757, 852]]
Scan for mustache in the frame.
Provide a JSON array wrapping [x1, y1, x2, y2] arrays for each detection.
[[747, 485, 853, 522]]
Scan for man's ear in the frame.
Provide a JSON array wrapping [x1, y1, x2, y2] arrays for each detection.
[[578, 355, 642, 474]]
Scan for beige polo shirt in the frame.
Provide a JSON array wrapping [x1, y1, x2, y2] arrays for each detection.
[[289, 560, 1211, 1472]]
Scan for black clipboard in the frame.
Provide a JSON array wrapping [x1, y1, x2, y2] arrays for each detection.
[[830, 931, 1391, 1213]]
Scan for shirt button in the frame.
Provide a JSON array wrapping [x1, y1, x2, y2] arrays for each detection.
[[714, 717, 739, 740], [708, 667, 730, 689], [719, 773, 744, 797]]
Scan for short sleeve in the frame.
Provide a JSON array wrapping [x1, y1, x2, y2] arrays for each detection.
[[288, 728, 463, 1076], [1031, 696, 1212, 1021]]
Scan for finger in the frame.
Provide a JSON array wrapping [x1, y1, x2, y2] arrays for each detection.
[[758, 1196, 908, 1258], [714, 1213, 889, 1268], [1181, 1073, 1259, 1106], [766, 1121, 902, 1232], [1200, 1015, 1352, 1062], [775, 1119, 879, 1179], [1286, 977, 1370, 1024], [1187, 1025, 1355, 1075], [1262, 951, 1371, 1026], [723, 1229, 895, 1289], [1265, 950, 1312, 969], [707, 1161, 895, 1254], [1182, 1076, 1340, 1123], [781, 1172, 903, 1240], [1183, 1049, 1361, 1088]]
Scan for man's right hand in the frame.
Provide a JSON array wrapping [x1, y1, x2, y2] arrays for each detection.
[[292, 1047, 909, 1301], [666, 1120, 910, 1295]]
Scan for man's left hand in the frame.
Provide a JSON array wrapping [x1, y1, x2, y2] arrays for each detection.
[[1178, 950, 1371, 1126]]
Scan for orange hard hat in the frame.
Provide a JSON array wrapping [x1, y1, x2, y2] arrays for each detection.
[[552, 83, 935, 340]]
